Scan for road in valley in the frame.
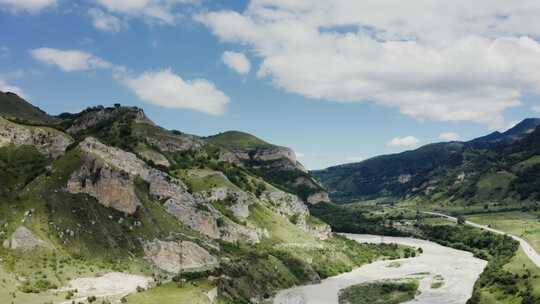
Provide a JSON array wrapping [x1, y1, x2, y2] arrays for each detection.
[[423, 211, 540, 270]]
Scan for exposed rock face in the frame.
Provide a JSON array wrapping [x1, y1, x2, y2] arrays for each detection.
[[307, 192, 331, 205], [73, 138, 201, 218], [164, 201, 221, 239], [67, 106, 154, 135], [201, 187, 253, 219], [133, 124, 205, 154], [398, 174, 412, 184], [0, 117, 72, 158], [67, 157, 142, 215], [71, 137, 258, 241], [2, 226, 51, 250], [261, 189, 331, 239], [143, 240, 218, 273], [219, 218, 263, 244], [137, 149, 170, 168], [68, 137, 323, 243], [306, 222, 332, 240], [232, 146, 307, 173], [262, 190, 309, 218]]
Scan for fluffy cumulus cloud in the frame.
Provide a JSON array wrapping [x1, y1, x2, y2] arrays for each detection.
[[387, 136, 419, 148], [439, 132, 460, 141], [30, 48, 113, 72], [121, 69, 229, 115], [94, 0, 198, 24], [89, 8, 126, 32], [0, 0, 56, 13], [222, 51, 251, 75], [197, 0, 540, 128]]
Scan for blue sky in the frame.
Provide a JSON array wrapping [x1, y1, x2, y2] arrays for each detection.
[[1, 0, 540, 169]]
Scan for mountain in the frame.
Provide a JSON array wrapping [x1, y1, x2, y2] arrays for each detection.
[[469, 118, 540, 145], [313, 119, 540, 207], [0, 94, 397, 304], [0, 90, 56, 123], [206, 131, 330, 204]]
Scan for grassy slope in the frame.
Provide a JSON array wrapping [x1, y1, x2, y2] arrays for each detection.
[[206, 131, 272, 150], [125, 281, 216, 304], [0, 92, 55, 124]]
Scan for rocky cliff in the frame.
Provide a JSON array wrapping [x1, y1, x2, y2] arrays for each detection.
[[0, 96, 355, 304]]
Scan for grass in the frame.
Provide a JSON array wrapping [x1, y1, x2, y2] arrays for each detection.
[[206, 131, 272, 150], [475, 171, 515, 201], [512, 155, 540, 172], [0, 92, 55, 124], [464, 211, 540, 253], [248, 203, 319, 246], [174, 169, 238, 193], [338, 279, 418, 304], [125, 281, 215, 304]]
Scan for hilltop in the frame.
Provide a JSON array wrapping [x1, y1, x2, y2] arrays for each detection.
[[0, 93, 401, 304]]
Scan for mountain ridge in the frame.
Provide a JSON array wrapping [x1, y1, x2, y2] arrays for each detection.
[[313, 118, 540, 205], [0, 92, 391, 304]]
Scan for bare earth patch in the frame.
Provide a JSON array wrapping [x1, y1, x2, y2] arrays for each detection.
[[59, 272, 153, 303]]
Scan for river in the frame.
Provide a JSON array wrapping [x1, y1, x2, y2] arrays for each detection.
[[273, 234, 487, 304]]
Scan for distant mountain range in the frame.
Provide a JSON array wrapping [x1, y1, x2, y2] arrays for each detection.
[[313, 118, 540, 206]]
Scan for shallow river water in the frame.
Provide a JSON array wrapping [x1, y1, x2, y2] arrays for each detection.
[[273, 234, 487, 304]]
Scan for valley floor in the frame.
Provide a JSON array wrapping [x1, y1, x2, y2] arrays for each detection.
[[273, 234, 486, 304], [425, 211, 540, 270]]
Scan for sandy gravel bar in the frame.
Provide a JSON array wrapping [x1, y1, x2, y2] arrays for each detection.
[[274, 234, 487, 304]]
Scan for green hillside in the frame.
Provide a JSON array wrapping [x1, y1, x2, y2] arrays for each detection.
[[0, 91, 55, 124], [313, 119, 540, 211], [0, 100, 403, 304], [206, 130, 273, 150]]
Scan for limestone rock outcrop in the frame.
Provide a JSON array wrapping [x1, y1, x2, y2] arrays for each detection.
[[0, 117, 72, 158], [307, 191, 331, 205], [67, 158, 142, 215], [143, 240, 218, 273], [2, 226, 51, 251], [66, 106, 154, 135], [69, 137, 263, 242]]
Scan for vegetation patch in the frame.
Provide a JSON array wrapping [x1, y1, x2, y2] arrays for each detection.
[[338, 279, 418, 304]]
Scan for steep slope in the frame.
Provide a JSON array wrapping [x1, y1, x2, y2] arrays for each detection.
[[207, 131, 330, 204], [469, 118, 540, 145], [313, 119, 540, 207], [0, 91, 55, 124], [0, 99, 402, 304]]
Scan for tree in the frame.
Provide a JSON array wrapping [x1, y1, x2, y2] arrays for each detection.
[[457, 216, 466, 225]]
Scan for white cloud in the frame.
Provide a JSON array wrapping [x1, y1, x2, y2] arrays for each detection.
[[387, 136, 420, 148], [94, 0, 198, 24], [0, 0, 56, 13], [439, 132, 460, 141], [30, 48, 113, 72], [89, 8, 126, 32], [197, 1, 540, 128], [222, 51, 251, 75], [121, 69, 229, 115], [0, 79, 28, 99]]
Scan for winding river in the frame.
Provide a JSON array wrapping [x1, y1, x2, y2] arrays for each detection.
[[273, 234, 487, 304]]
